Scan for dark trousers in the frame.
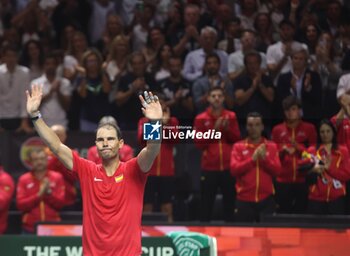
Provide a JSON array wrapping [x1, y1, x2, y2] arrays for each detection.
[[275, 182, 308, 214], [308, 197, 345, 215], [0, 118, 21, 130], [200, 170, 236, 222], [235, 196, 276, 223]]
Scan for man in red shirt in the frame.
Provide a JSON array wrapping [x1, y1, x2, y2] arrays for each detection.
[[49, 124, 78, 208], [0, 155, 15, 234], [26, 85, 162, 255], [271, 96, 317, 213], [231, 112, 281, 222], [138, 96, 179, 222], [87, 116, 134, 164], [194, 87, 240, 222], [16, 148, 65, 233]]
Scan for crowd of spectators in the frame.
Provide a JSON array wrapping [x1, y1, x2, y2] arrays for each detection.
[[2, 0, 350, 231]]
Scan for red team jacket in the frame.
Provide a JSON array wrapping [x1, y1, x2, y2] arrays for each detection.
[[137, 117, 179, 176], [194, 108, 240, 171], [0, 168, 15, 234], [72, 152, 147, 255], [48, 154, 78, 207], [16, 170, 65, 232], [87, 144, 134, 164], [331, 115, 350, 152], [305, 145, 350, 202], [230, 139, 281, 202], [271, 121, 317, 183]]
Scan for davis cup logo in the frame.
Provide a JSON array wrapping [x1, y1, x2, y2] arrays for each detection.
[[20, 137, 48, 169]]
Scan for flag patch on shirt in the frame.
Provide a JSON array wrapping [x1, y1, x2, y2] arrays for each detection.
[[115, 174, 124, 183]]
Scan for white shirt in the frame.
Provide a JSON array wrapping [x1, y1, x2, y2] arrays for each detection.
[[228, 50, 267, 73], [30, 75, 72, 127], [337, 74, 350, 99], [182, 48, 228, 82], [132, 24, 148, 51], [0, 64, 30, 119]]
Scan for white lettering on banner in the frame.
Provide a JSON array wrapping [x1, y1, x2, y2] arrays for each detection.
[[65, 246, 82, 256], [24, 246, 36, 256], [50, 247, 61, 256], [141, 246, 174, 256]]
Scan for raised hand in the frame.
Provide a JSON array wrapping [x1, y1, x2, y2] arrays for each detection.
[[139, 91, 163, 121], [26, 84, 43, 116]]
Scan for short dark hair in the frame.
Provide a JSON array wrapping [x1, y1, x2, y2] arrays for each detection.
[[96, 123, 123, 140], [247, 112, 263, 122], [205, 53, 221, 65], [1, 44, 18, 55], [244, 51, 262, 66], [279, 19, 295, 29], [208, 86, 224, 95], [282, 95, 301, 110]]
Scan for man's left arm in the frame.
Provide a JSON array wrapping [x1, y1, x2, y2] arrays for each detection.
[[137, 92, 163, 173], [260, 143, 281, 177]]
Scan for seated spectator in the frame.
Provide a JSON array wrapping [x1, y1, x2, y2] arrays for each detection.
[[16, 148, 65, 234], [230, 112, 281, 222], [194, 87, 240, 222], [76, 49, 112, 132], [275, 48, 322, 126], [233, 51, 274, 134], [19, 40, 45, 80], [0, 155, 15, 234], [183, 26, 228, 82], [159, 56, 194, 126], [141, 27, 166, 72], [0, 45, 32, 133], [271, 96, 317, 214], [138, 97, 179, 222], [217, 17, 242, 54], [211, 3, 235, 42], [192, 53, 234, 114], [30, 53, 72, 128], [238, 0, 259, 30], [228, 29, 267, 81], [87, 116, 134, 164], [318, 0, 344, 37], [303, 119, 350, 215], [153, 44, 172, 81], [115, 52, 159, 130]]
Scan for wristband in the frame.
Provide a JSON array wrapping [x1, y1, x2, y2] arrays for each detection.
[[30, 112, 42, 122]]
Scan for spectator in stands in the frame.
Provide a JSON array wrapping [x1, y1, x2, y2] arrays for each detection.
[[116, 52, 159, 130], [48, 125, 78, 209], [233, 51, 274, 134], [138, 96, 179, 222], [30, 53, 72, 128], [183, 26, 228, 82], [0, 155, 15, 234], [305, 119, 350, 215], [19, 40, 45, 81], [271, 96, 317, 214], [76, 49, 111, 132], [192, 53, 234, 113], [337, 73, 350, 115], [87, 116, 134, 164], [95, 14, 125, 58], [300, 24, 320, 56], [266, 19, 308, 80], [275, 47, 323, 126], [311, 32, 342, 118], [217, 17, 242, 54], [238, 0, 259, 30], [153, 44, 172, 82], [16, 148, 65, 234], [254, 12, 275, 53], [228, 29, 267, 81], [230, 112, 281, 222], [211, 3, 235, 42], [159, 56, 194, 126], [319, 0, 343, 37], [0, 45, 32, 133], [194, 87, 240, 222]]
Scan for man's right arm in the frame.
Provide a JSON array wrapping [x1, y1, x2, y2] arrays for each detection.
[[26, 85, 73, 170]]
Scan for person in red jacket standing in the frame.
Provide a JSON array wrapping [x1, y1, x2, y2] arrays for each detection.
[[271, 96, 317, 213], [137, 96, 179, 222], [231, 112, 281, 222], [304, 119, 350, 215], [194, 86, 240, 222], [0, 155, 15, 234], [48, 125, 78, 209], [16, 148, 65, 233], [87, 116, 134, 164]]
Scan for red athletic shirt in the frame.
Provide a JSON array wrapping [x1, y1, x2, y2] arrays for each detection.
[[72, 152, 147, 256]]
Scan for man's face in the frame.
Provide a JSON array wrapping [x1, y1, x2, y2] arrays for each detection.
[[201, 31, 217, 52], [207, 89, 225, 109], [327, 3, 341, 20], [184, 6, 200, 26], [169, 58, 182, 77], [245, 55, 260, 75], [3, 50, 18, 68], [30, 150, 48, 173], [279, 25, 295, 41], [205, 57, 220, 76], [246, 116, 264, 140], [241, 32, 256, 50], [292, 51, 307, 70], [131, 55, 145, 77], [95, 126, 123, 160], [107, 16, 122, 35], [284, 105, 300, 122], [44, 58, 58, 77]]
